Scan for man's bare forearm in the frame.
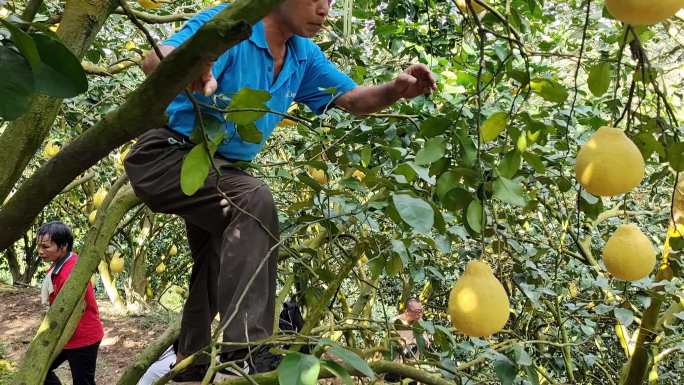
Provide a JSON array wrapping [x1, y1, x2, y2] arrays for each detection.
[[142, 45, 176, 75], [334, 82, 401, 115]]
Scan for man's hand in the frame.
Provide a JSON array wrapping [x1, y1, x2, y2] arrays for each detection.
[[188, 61, 217, 96], [391, 63, 437, 99], [334, 63, 437, 115]]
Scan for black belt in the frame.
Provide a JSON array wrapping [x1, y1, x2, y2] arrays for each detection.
[[162, 126, 248, 164]]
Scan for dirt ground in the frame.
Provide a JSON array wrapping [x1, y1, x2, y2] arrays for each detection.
[[0, 283, 174, 385]]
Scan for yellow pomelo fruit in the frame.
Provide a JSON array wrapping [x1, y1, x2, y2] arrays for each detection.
[[352, 169, 366, 181], [156, 262, 166, 273], [456, 0, 486, 13], [88, 210, 97, 225], [43, 142, 60, 159], [575, 126, 644, 197], [603, 224, 656, 281], [169, 244, 178, 256], [605, 0, 684, 25], [667, 224, 684, 238], [138, 0, 160, 9], [110, 257, 124, 273], [448, 260, 510, 337], [278, 118, 298, 127], [93, 187, 107, 209], [307, 167, 328, 185]]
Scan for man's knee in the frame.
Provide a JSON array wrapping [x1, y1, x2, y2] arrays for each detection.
[[251, 185, 275, 211]]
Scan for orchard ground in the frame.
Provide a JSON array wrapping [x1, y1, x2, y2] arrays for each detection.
[[0, 283, 174, 385]]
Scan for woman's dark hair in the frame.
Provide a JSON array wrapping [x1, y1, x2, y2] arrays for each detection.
[[37, 221, 74, 254]]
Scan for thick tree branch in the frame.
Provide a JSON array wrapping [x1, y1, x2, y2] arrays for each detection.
[[82, 57, 143, 76], [113, 7, 196, 23]]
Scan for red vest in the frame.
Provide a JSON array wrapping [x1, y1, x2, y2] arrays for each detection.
[[49, 253, 104, 349]]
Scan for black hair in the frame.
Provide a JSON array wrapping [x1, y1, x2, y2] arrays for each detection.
[[37, 221, 74, 255]]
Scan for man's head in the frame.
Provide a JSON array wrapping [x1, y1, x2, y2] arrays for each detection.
[[272, 0, 332, 38], [404, 298, 424, 322], [37, 221, 73, 263]]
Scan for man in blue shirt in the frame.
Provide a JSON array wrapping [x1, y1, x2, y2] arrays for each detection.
[[125, 0, 435, 380]]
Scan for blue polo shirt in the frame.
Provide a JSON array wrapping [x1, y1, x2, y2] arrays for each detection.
[[163, 5, 357, 160]]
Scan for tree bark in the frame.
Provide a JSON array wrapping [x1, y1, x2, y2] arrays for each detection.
[[3, 246, 22, 284], [0, 0, 119, 205], [21, 0, 44, 22], [0, 0, 282, 254]]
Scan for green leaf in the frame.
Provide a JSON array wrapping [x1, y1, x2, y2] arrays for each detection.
[[0, 46, 34, 120], [190, 113, 225, 150], [493, 177, 527, 207], [466, 199, 483, 233], [498, 150, 521, 179], [455, 132, 477, 167], [420, 117, 451, 137], [530, 78, 568, 104], [614, 308, 634, 327], [278, 352, 320, 385], [443, 188, 472, 212], [226, 87, 272, 125], [320, 360, 353, 385], [522, 152, 546, 173], [415, 137, 446, 165], [587, 62, 611, 97], [328, 346, 375, 380], [633, 131, 665, 160], [393, 163, 417, 184], [0, 19, 40, 66], [237, 123, 263, 144], [436, 171, 461, 201], [480, 112, 508, 143], [493, 355, 517, 385], [359, 146, 372, 167], [31, 33, 88, 98], [668, 143, 684, 172], [180, 144, 211, 196], [392, 194, 434, 234], [386, 253, 404, 275]]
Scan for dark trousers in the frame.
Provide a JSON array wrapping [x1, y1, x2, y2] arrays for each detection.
[[44, 342, 100, 385], [124, 128, 278, 363]]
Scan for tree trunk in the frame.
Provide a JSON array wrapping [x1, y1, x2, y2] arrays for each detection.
[[19, 233, 40, 284], [21, 0, 45, 22], [3, 246, 22, 284], [130, 215, 153, 301], [0, 0, 119, 204], [0, 0, 282, 254]]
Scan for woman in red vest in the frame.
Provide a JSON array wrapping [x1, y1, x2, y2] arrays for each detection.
[[38, 221, 104, 385]]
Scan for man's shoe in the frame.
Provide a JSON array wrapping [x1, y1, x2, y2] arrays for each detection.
[[249, 347, 282, 373]]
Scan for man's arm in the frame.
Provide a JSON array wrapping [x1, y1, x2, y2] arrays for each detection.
[[141, 45, 176, 75], [335, 64, 436, 115], [141, 45, 217, 96]]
